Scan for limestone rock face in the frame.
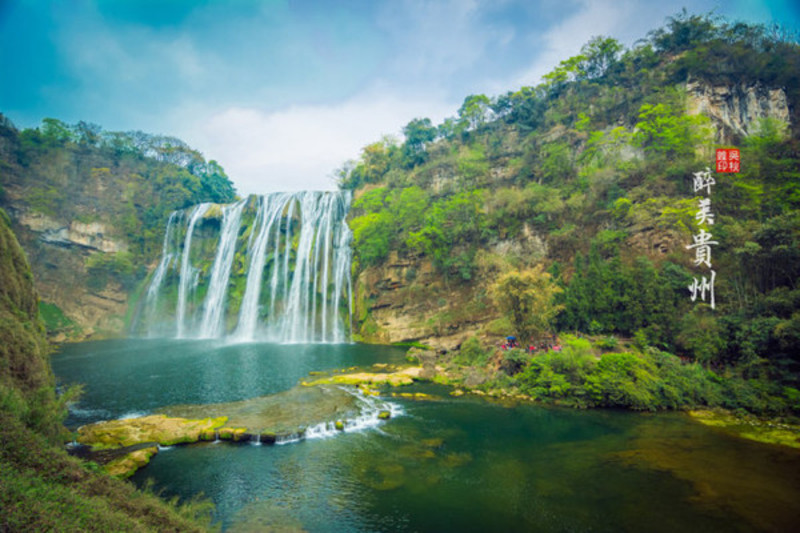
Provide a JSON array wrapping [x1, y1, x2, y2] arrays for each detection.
[[7, 208, 131, 340], [687, 81, 790, 144], [18, 211, 128, 253]]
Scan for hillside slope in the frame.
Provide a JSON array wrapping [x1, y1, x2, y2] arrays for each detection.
[[0, 208, 215, 531], [341, 14, 800, 392]]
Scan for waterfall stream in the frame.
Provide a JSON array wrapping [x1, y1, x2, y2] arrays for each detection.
[[198, 199, 246, 338], [140, 192, 353, 343]]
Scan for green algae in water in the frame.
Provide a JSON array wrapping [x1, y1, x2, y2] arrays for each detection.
[[127, 398, 800, 532], [54, 340, 800, 532]]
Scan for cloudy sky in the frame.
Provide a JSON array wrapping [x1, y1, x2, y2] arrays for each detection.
[[2, 0, 799, 194]]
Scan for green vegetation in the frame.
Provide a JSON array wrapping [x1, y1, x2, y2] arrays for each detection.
[[0, 413, 215, 531], [342, 13, 800, 417], [453, 336, 491, 366], [465, 335, 796, 415], [0, 209, 216, 530], [85, 252, 138, 291], [38, 301, 79, 337], [0, 208, 71, 442], [350, 185, 488, 280], [491, 265, 563, 341], [0, 115, 237, 290]]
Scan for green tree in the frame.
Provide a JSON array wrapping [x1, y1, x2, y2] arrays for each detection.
[[402, 118, 437, 167], [580, 36, 623, 79], [491, 264, 564, 341], [633, 99, 711, 158], [40, 118, 72, 145], [458, 94, 491, 130], [349, 212, 393, 267], [408, 190, 487, 280], [676, 307, 726, 366]]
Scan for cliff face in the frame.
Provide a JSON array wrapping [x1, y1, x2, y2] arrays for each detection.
[[686, 80, 790, 144], [4, 205, 131, 340], [348, 78, 795, 350], [0, 117, 236, 340]]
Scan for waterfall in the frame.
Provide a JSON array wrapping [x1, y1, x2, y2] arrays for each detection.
[[176, 203, 211, 338], [234, 193, 291, 341], [198, 199, 246, 338], [143, 211, 181, 335], [141, 192, 353, 343]]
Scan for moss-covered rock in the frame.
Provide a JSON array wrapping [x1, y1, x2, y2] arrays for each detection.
[[390, 392, 437, 400], [104, 446, 159, 478], [302, 366, 422, 387], [77, 415, 228, 449], [198, 429, 218, 441]]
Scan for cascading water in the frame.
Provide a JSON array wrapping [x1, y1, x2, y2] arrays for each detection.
[[143, 211, 181, 326], [176, 203, 211, 338], [198, 199, 246, 338], [235, 193, 292, 341], [140, 192, 353, 343]]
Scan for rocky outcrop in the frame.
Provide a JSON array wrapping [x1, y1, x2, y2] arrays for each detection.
[[0, 206, 132, 340], [686, 81, 790, 144], [16, 211, 127, 253], [77, 383, 401, 477]]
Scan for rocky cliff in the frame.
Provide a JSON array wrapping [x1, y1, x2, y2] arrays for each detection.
[[347, 75, 795, 351], [0, 116, 236, 340], [687, 80, 790, 144], [4, 204, 131, 340]]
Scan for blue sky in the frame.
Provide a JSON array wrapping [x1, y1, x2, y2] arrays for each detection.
[[1, 1, 799, 194]]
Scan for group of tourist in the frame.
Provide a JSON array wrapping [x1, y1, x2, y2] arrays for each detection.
[[500, 335, 562, 353]]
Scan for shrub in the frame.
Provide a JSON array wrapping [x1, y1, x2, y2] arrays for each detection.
[[500, 348, 529, 376], [585, 352, 660, 410], [595, 336, 619, 351], [515, 338, 595, 403], [454, 336, 490, 366]]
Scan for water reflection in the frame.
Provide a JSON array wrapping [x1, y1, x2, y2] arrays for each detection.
[[53, 341, 800, 532], [52, 339, 407, 427]]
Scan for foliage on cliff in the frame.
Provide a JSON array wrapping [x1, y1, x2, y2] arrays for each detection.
[[341, 13, 800, 398], [0, 208, 68, 441], [0, 208, 215, 531], [0, 114, 237, 338], [0, 114, 236, 285]]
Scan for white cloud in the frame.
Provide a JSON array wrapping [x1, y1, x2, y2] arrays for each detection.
[[179, 87, 456, 195]]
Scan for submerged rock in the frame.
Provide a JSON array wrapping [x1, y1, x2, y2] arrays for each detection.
[[689, 409, 800, 449], [358, 463, 406, 491]]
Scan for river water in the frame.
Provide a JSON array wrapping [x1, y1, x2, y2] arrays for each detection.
[[53, 340, 800, 532]]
